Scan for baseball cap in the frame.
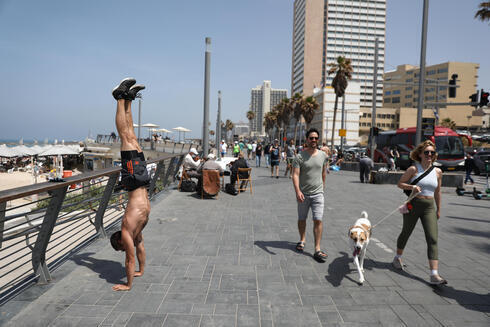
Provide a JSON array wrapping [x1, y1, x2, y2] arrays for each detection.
[[190, 148, 198, 155]]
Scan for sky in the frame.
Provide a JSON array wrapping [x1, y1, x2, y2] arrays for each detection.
[[0, 0, 488, 141]]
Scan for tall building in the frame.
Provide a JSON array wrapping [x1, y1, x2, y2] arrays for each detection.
[[250, 81, 288, 136], [291, 0, 386, 109]]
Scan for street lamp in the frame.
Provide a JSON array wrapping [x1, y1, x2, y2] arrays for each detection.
[[136, 93, 142, 146]]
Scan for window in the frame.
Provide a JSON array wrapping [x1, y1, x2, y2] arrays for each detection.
[[427, 70, 436, 75], [406, 86, 412, 91], [405, 94, 412, 98], [393, 90, 401, 95], [406, 78, 413, 83], [384, 91, 391, 95], [384, 98, 391, 103], [392, 97, 400, 103], [437, 67, 448, 73]]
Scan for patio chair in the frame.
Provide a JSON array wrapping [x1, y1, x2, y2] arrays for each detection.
[[236, 168, 252, 194]]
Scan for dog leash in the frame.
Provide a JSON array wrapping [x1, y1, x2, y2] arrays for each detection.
[[371, 190, 418, 229]]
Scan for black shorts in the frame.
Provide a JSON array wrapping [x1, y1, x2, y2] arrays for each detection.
[[120, 150, 150, 192]]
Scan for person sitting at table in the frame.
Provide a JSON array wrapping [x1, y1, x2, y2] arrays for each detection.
[[196, 153, 223, 194], [229, 152, 249, 187], [183, 148, 201, 179]]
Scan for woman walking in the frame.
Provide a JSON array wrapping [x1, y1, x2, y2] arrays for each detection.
[[393, 140, 447, 285]]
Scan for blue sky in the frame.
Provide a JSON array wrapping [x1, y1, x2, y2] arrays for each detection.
[[0, 0, 488, 141]]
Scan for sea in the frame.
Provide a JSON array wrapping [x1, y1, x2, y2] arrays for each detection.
[[0, 139, 80, 146]]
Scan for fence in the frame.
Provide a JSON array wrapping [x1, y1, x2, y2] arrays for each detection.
[[0, 153, 184, 304]]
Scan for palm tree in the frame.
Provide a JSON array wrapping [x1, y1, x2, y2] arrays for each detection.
[[302, 96, 319, 129], [263, 112, 276, 141], [441, 118, 456, 130], [225, 119, 234, 142], [246, 110, 255, 137], [276, 98, 292, 145], [291, 93, 303, 144], [270, 108, 281, 140], [327, 56, 353, 151], [475, 2, 490, 22]]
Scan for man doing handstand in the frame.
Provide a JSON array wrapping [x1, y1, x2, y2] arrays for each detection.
[[109, 78, 150, 291]]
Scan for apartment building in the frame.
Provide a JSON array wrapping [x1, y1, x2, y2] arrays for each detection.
[[250, 81, 288, 136]]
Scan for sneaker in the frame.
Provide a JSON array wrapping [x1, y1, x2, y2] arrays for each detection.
[[430, 274, 448, 285], [125, 84, 146, 100], [112, 78, 136, 100], [392, 257, 404, 270]]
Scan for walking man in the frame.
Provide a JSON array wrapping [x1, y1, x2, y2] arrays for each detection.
[[109, 78, 151, 291], [359, 153, 374, 183], [292, 128, 328, 262]]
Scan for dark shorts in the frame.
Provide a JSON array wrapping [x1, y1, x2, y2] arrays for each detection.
[[271, 159, 280, 167], [120, 150, 150, 192]]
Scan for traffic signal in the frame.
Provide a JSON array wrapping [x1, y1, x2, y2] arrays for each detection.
[[480, 90, 489, 107], [469, 92, 478, 108], [372, 127, 379, 136], [448, 74, 458, 98]]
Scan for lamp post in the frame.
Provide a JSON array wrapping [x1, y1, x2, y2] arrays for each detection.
[[415, 0, 429, 145], [216, 91, 222, 160], [137, 94, 142, 146], [202, 37, 211, 156]]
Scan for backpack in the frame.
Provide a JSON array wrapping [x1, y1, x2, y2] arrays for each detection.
[[180, 180, 197, 192]]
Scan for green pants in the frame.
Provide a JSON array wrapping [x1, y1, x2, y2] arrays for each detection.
[[397, 197, 439, 260]]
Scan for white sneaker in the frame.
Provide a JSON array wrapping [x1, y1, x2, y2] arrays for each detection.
[[392, 257, 404, 270]]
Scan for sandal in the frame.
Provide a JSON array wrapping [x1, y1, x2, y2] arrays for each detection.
[[313, 250, 328, 262], [296, 242, 305, 252]]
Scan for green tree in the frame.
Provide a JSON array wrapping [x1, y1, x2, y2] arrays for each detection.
[[291, 93, 304, 144], [475, 2, 490, 22], [225, 119, 234, 142], [441, 118, 456, 130], [302, 96, 319, 129], [263, 111, 276, 141], [246, 110, 255, 137], [327, 56, 353, 151], [277, 98, 292, 144]]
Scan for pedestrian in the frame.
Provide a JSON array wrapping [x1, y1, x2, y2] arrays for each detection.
[[292, 128, 328, 262], [233, 141, 240, 157], [246, 142, 253, 159], [464, 151, 475, 185], [284, 139, 296, 178], [264, 141, 271, 168], [255, 143, 263, 167], [252, 141, 257, 160], [220, 140, 227, 157], [359, 152, 374, 183], [394, 140, 447, 285], [388, 147, 396, 171], [270, 139, 281, 178], [109, 78, 151, 291]]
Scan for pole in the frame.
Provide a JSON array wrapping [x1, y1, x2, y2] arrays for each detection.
[[341, 94, 346, 152], [137, 97, 142, 146], [216, 91, 222, 160], [370, 37, 379, 160], [435, 79, 439, 126], [202, 37, 211, 156], [415, 0, 429, 145]]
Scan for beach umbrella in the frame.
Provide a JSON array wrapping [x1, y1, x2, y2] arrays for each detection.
[[38, 145, 79, 178], [12, 145, 37, 156], [0, 145, 21, 158], [173, 126, 191, 142]]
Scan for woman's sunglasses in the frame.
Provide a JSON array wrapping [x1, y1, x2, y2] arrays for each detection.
[[308, 137, 319, 140], [423, 150, 436, 155]]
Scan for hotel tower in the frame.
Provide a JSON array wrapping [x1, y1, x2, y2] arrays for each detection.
[[291, 0, 386, 109]]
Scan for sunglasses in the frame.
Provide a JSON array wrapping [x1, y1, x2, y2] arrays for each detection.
[[308, 137, 319, 140], [423, 150, 436, 155]]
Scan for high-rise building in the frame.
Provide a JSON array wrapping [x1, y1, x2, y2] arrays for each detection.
[[250, 81, 287, 136], [291, 0, 386, 109]]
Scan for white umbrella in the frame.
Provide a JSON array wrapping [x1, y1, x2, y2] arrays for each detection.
[[0, 145, 21, 158], [12, 145, 37, 156], [173, 127, 191, 142], [141, 123, 160, 128], [38, 145, 79, 178]]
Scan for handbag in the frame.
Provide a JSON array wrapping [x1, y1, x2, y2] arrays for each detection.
[[403, 165, 435, 196], [180, 180, 197, 192]]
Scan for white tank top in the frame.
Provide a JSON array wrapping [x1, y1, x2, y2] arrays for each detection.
[[410, 163, 438, 197]]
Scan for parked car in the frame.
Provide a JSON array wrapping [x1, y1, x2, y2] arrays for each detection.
[[473, 149, 490, 175]]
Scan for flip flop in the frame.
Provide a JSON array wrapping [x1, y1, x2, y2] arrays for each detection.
[[296, 242, 305, 252], [313, 250, 328, 262]]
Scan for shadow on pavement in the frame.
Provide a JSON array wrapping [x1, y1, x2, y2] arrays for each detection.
[[451, 226, 490, 238], [325, 252, 362, 286], [70, 252, 124, 284], [433, 286, 490, 313], [447, 202, 490, 210], [254, 240, 297, 255]]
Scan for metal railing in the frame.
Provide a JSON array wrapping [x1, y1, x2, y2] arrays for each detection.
[[0, 153, 185, 304]]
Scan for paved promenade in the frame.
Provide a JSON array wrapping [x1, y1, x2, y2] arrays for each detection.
[[2, 163, 489, 326]]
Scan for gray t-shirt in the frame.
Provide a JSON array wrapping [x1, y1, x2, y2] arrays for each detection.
[[293, 150, 328, 195]]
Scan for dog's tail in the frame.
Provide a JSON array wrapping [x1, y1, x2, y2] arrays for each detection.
[[361, 211, 368, 219]]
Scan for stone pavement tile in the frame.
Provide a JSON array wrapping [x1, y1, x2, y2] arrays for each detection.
[[138, 266, 172, 284], [8, 303, 69, 326], [358, 271, 399, 288], [347, 290, 407, 305], [239, 254, 270, 266], [163, 313, 201, 326], [397, 290, 451, 305], [214, 303, 238, 315], [0, 301, 25, 325], [61, 304, 113, 318], [125, 313, 166, 327], [48, 316, 82, 326], [208, 254, 239, 265], [161, 265, 189, 284], [199, 315, 236, 327], [194, 245, 219, 257], [423, 304, 490, 324], [205, 290, 248, 304], [220, 275, 257, 291], [163, 292, 206, 304], [301, 294, 335, 306], [271, 305, 322, 327], [168, 280, 210, 294], [259, 285, 301, 306], [10, 283, 54, 302], [337, 305, 404, 326], [237, 305, 259, 327], [191, 304, 215, 315], [73, 291, 104, 305], [101, 310, 133, 326], [247, 290, 259, 305], [316, 309, 343, 326], [185, 263, 209, 278], [389, 304, 441, 327], [213, 264, 255, 275], [157, 301, 192, 314], [94, 292, 125, 306], [167, 255, 209, 266], [147, 283, 171, 294], [113, 293, 164, 313]]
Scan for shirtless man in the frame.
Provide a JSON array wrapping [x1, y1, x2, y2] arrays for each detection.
[[109, 78, 151, 291]]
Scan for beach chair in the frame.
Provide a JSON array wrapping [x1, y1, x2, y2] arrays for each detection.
[[237, 168, 252, 194]]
